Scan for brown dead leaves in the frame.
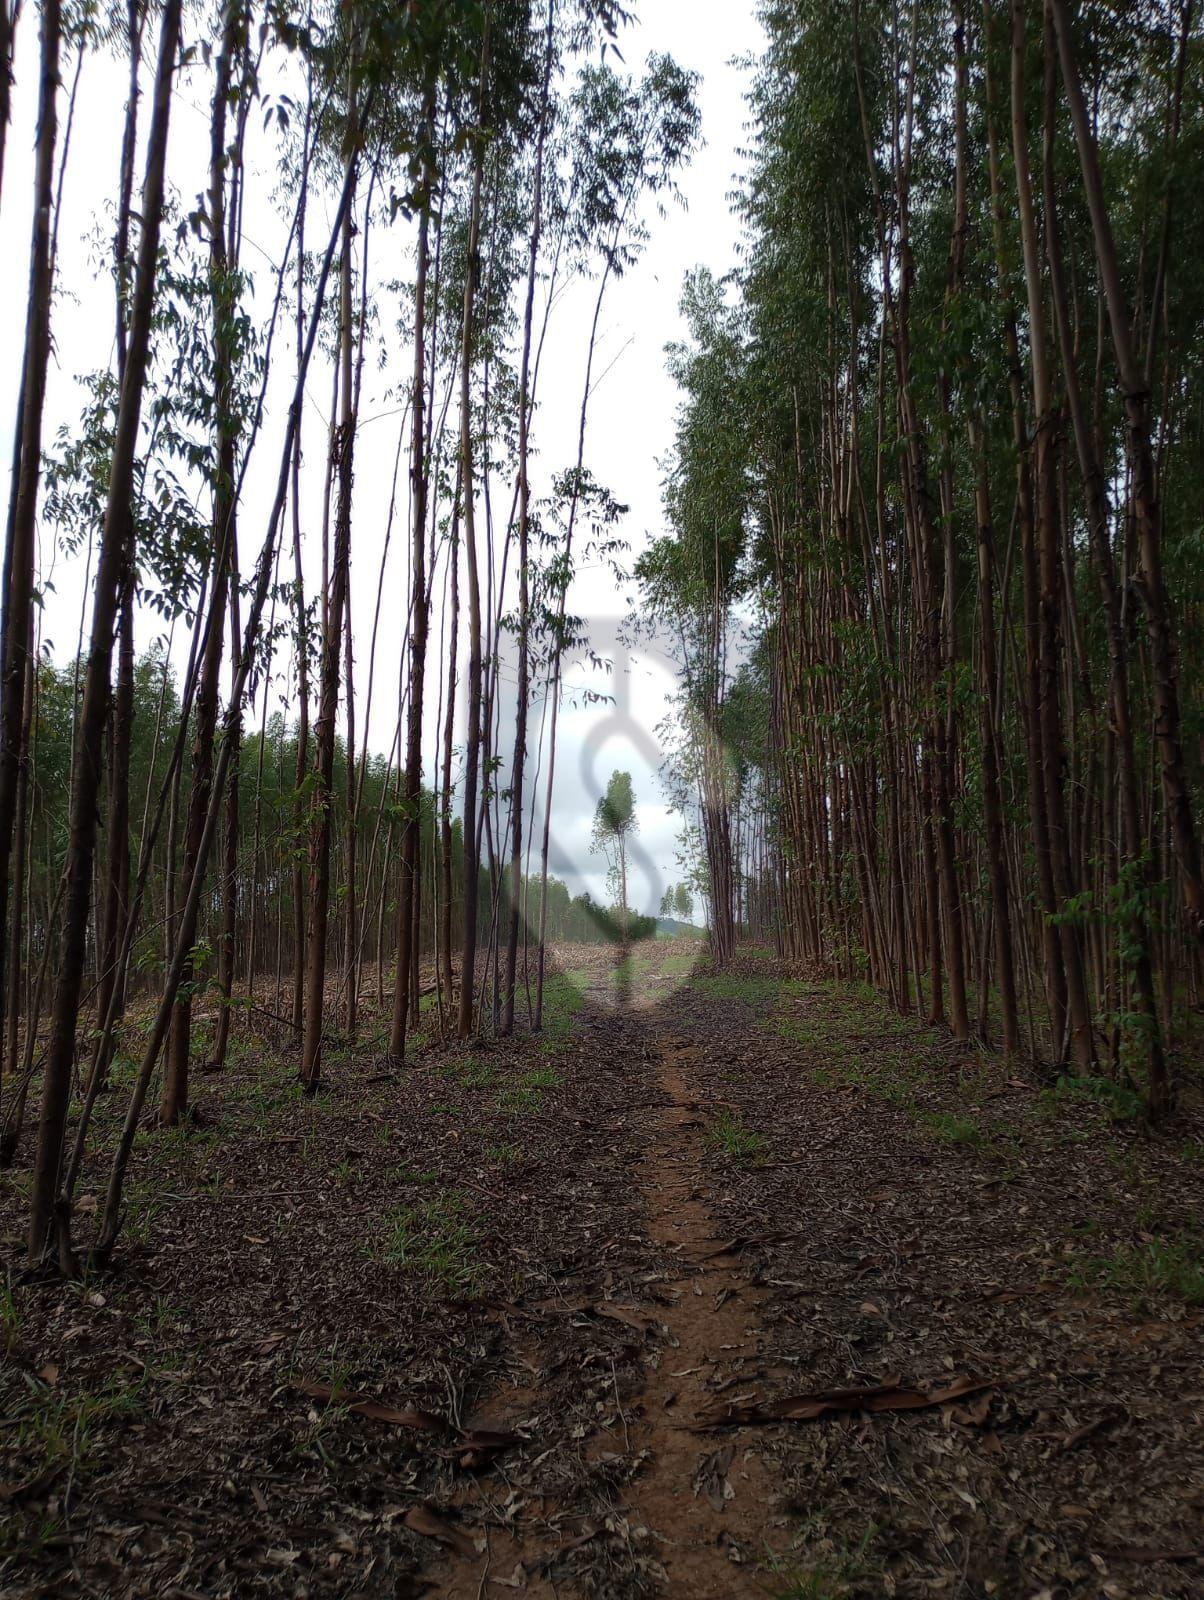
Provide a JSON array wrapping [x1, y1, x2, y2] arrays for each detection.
[[402, 1503, 484, 1558], [293, 1378, 516, 1468], [689, 1373, 999, 1430]]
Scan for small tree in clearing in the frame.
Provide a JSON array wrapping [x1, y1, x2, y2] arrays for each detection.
[[592, 770, 638, 942], [658, 881, 695, 931]]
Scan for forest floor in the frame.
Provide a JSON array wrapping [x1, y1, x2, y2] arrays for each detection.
[[2, 940, 1203, 1599]]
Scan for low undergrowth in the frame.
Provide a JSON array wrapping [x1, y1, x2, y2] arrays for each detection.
[[365, 1189, 481, 1292], [1066, 1233, 1204, 1308], [705, 1106, 766, 1165]]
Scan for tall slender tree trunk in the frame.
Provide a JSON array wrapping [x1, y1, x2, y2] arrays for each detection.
[[1011, 0, 1094, 1072], [87, 0, 143, 1096], [983, 0, 1067, 1053], [342, 602, 358, 1040], [92, 97, 368, 1262], [162, 1, 241, 1124], [1042, 16, 1166, 1105], [501, 0, 554, 1035], [301, 112, 358, 1091], [1049, 0, 1204, 958], [91, 576, 134, 1092], [28, 0, 183, 1265], [438, 498, 460, 1009], [211, 572, 242, 1071], [3, 610, 34, 1087], [0, 0, 63, 1112], [456, 73, 488, 1041], [390, 88, 435, 1061], [290, 73, 313, 1039]]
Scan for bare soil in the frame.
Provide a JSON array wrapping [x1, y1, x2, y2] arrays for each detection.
[[2, 941, 1202, 1599]]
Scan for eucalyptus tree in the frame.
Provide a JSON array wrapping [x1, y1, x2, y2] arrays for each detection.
[[1050, 0, 1203, 961], [1010, 0, 1094, 1070], [386, 70, 438, 1062], [453, 0, 543, 1040], [299, 5, 367, 1094], [92, 0, 156, 1096], [0, 0, 63, 1146], [499, 0, 556, 1036], [163, 0, 257, 1122], [652, 0, 1204, 1114], [28, 0, 185, 1265], [388, 49, 461, 1045], [88, 75, 373, 1265], [591, 767, 637, 939], [637, 268, 748, 967]]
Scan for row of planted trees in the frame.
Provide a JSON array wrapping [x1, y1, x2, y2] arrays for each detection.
[[0, 651, 644, 1049], [641, 0, 1204, 1117], [0, 0, 699, 1273]]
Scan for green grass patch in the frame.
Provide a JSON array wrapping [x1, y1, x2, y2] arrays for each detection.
[[538, 972, 586, 1042], [1, 1277, 21, 1355], [762, 1528, 879, 1598], [797, 1052, 920, 1111], [764, 1014, 833, 1050], [366, 1189, 480, 1292], [7, 1375, 146, 1493], [1066, 1236, 1204, 1307], [1039, 1073, 1144, 1124], [485, 1141, 521, 1171], [387, 1162, 440, 1186], [502, 1062, 561, 1112], [705, 1108, 766, 1165], [438, 1053, 498, 1092], [692, 972, 784, 1003], [921, 1111, 983, 1147]]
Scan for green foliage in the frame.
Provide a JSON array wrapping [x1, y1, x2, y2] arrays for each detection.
[[367, 1190, 480, 1292], [502, 1062, 560, 1110], [592, 768, 637, 849], [5, 1374, 146, 1499], [762, 1527, 880, 1599], [630, 0, 1204, 1054], [921, 1112, 983, 1147], [1, 1278, 21, 1356], [705, 1108, 766, 1165], [567, 52, 701, 274], [1066, 1236, 1204, 1308], [1042, 1073, 1145, 1124]]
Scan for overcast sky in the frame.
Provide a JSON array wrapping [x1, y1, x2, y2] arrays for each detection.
[[0, 0, 765, 915]]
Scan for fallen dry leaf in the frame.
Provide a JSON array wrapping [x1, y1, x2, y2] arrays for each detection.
[[1061, 1406, 1126, 1451], [294, 1378, 449, 1433], [294, 1378, 517, 1469], [694, 1231, 804, 1259], [950, 1392, 993, 1427], [594, 1301, 663, 1335], [690, 1374, 999, 1429], [693, 1443, 735, 1511], [403, 1503, 482, 1558], [1108, 1546, 1202, 1564]]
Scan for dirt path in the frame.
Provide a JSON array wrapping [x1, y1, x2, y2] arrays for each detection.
[[425, 1002, 786, 1599], [618, 1035, 782, 1595]]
